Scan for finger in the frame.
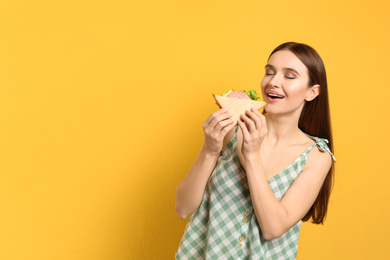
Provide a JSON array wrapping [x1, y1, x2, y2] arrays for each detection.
[[250, 107, 263, 117], [251, 108, 267, 132], [213, 117, 234, 132], [205, 108, 228, 125], [240, 112, 256, 132], [245, 109, 262, 129], [204, 108, 228, 126], [251, 107, 266, 123], [260, 115, 268, 134], [208, 110, 233, 130], [221, 120, 236, 135], [237, 118, 250, 137]]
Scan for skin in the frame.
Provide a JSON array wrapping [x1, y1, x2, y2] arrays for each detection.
[[175, 50, 332, 240]]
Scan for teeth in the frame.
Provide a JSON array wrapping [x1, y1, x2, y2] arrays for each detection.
[[268, 94, 284, 98]]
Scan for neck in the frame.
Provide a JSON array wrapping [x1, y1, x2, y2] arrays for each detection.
[[264, 111, 303, 146]]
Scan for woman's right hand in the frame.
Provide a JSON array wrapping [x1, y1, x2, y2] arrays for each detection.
[[202, 108, 235, 156], [175, 108, 235, 219]]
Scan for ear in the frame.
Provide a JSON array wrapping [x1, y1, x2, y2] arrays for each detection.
[[305, 84, 320, 101]]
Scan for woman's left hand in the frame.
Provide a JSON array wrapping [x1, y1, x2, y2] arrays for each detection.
[[237, 108, 268, 158]]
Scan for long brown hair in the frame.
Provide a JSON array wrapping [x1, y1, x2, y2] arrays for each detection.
[[268, 42, 335, 224]]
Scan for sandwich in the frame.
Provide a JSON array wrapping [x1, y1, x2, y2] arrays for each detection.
[[213, 90, 266, 125]]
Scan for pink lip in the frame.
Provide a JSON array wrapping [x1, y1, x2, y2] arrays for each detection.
[[265, 89, 285, 103], [266, 95, 282, 103]]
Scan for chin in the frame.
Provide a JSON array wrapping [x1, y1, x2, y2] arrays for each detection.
[[263, 106, 280, 115]]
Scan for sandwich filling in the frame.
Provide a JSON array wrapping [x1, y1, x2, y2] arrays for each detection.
[[221, 89, 260, 101], [227, 91, 251, 100]]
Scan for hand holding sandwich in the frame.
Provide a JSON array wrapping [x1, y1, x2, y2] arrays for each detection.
[[212, 89, 267, 163], [237, 107, 268, 158], [202, 108, 236, 156]]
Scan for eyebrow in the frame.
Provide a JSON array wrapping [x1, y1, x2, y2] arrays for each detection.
[[265, 64, 300, 76]]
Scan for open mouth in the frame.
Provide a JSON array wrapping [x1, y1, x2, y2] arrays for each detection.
[[267, 93, 285, 100]]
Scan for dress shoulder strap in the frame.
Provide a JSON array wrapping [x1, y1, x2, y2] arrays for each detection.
[[305, 134, 337, 162]]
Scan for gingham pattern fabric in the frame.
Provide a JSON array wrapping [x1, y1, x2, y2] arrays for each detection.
[[176, 130, 336, 260]]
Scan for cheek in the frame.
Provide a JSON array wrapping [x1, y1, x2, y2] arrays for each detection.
[[260, 77, 268, 91], [287, 84, 309, 99]]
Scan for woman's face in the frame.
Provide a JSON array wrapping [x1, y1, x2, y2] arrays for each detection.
[[260, 50, 318, 116]]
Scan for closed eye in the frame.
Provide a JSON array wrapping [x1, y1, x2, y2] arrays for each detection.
[[265, 69, 275, 76], [285, 75, 295, 79]]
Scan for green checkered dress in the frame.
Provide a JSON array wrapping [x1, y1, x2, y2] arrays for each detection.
[[176, 129, 336, 260]]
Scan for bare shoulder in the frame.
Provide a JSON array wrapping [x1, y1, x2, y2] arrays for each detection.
[[305, 143, 333, 174]]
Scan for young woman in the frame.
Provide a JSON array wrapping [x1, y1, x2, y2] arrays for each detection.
[[175, 42, 336, 259]]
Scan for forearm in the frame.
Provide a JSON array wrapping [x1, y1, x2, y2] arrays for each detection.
[[175, 143, 220, 219], [244, 154, 290, 240]]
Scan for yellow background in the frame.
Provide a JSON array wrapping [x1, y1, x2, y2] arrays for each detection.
[[1, 0, 389, 259]]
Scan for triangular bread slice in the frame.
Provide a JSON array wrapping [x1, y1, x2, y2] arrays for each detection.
[[213, 94, 266, 125]]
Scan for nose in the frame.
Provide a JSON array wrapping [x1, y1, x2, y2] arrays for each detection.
[[268, 73, 283, 88]]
